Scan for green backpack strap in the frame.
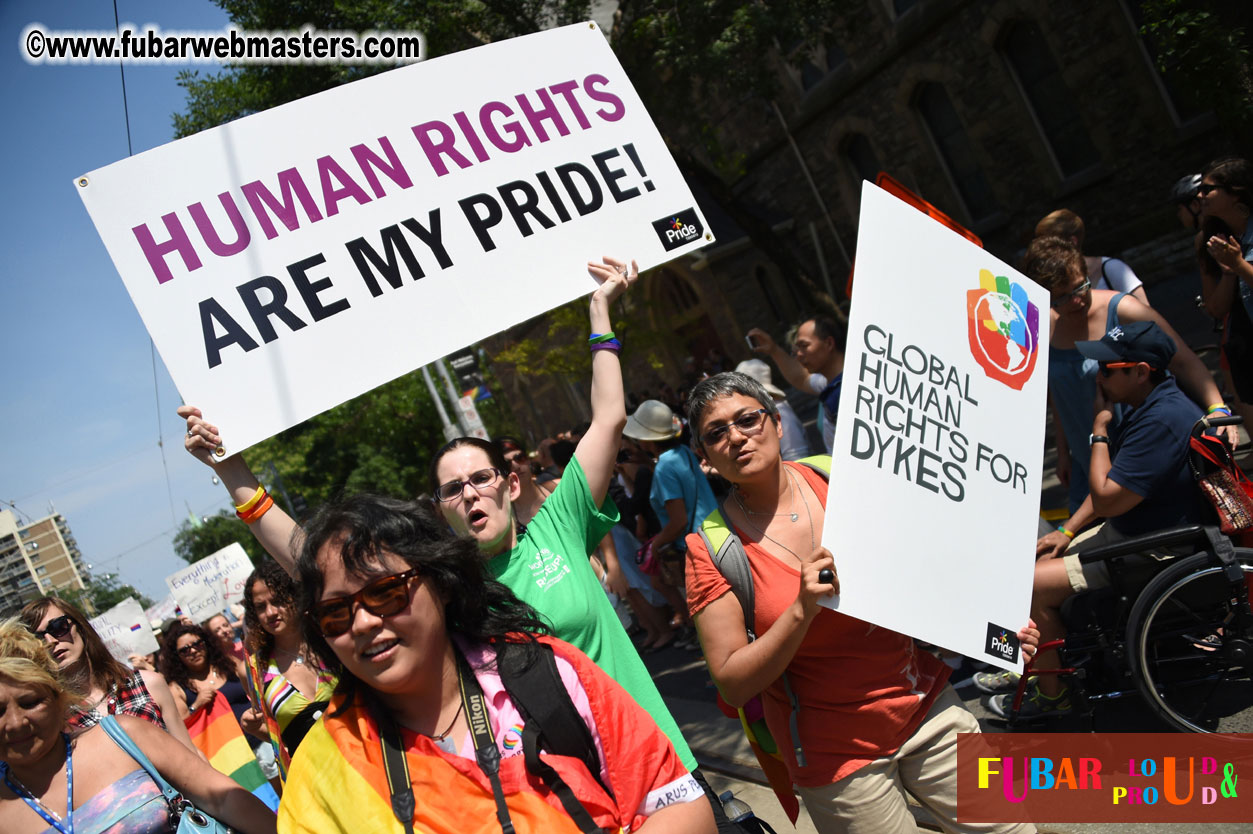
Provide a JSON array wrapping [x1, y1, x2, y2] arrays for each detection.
[[699, 505, 756, 639], [697, 457, 832, 768]]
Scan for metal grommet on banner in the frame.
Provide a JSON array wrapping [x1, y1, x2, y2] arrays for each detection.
[[213, 446, 226, 457], [77, 177, 89, 187]]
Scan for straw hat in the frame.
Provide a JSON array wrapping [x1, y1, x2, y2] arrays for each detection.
[[734, 359, 786, 400], [623, 400, 682, 442]]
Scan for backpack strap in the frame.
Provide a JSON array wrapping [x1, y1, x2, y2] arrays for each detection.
[[698, 458, 833, 768], [498, 641, 605, 833]]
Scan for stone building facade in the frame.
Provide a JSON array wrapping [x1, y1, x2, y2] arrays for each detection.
[[488, 0, 1235, 443]]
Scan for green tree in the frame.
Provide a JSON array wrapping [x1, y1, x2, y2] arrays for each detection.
[[1139, 0, 1253, 139], [62, 573, 155, 614], [173, 510, 267, 564]]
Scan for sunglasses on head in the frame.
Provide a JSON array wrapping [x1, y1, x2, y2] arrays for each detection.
[[1050, 279, 1091, 309], [435, 467, 503, 502], [308, 568, 421, 637], [176, 639, 207, 658], [1098, 361, 1140, 377], [34, 615, 73, 641]]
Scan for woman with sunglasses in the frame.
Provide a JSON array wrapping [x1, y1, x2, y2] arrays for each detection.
[[683, 371, 1039, 834], [240, 559, 335, 777], [1023, 235, 1230, 512], [159, 622, 250, 723], [0, 619, 277, 834], [1195, 157, 1253, 426], [180, 259, 734, 826], [278, 493, 713, 833], [18, 597, 200, 755]]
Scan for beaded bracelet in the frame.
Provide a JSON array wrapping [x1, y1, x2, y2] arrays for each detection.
[[234, 485, 266, 513], [589, 332, 617, 345], [238, 494, 275, 523], [1058, 525, 1075, 539]]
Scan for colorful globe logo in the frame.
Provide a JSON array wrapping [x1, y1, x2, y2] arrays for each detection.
[[966, 270, 1040, 391]]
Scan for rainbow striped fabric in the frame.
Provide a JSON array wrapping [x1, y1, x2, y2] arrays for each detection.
[[185, 690, 280, 811]]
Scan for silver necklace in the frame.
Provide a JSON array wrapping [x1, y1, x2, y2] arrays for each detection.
[[733, 468, 799, 522], [734, 469, 815, 561], [273, 646, 306, 666]]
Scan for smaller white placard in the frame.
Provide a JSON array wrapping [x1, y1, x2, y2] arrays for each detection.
[[89, 598, 160, 663], [165, 543, 254, 623]]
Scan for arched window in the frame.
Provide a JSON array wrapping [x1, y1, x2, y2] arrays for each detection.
[[842, 134, 882, 185], [659, 269, 700, 313], [1001, 20, 1100, 176], [915, 82, 998, 222]]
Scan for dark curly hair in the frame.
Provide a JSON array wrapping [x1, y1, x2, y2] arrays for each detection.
[[1022, 235, 1085, 294], [160, 621, 235, 694], [296, 493, 547, 706], [242, 558, 299, 662]]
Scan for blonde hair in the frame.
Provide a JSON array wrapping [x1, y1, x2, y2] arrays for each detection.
[[0, 618, 82, 711], [1034, 208, 1085, 246]]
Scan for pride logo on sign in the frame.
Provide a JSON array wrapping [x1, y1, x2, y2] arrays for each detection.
[[966, 270, 1040, 391]]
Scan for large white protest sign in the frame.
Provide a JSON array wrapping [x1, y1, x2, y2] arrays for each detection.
[[823, 183, 1048, 672], [77, 22, 712, 455], [166, 543, 253, 622], [89, 598, 160, 663]]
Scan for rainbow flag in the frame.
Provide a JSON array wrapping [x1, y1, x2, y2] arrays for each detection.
[[186, 690, 280, 811]]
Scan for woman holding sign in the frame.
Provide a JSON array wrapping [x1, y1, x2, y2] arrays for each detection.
[[18, 597, 200, 756], [181, 258, 741, 831], [682, 371, 1039, 834]]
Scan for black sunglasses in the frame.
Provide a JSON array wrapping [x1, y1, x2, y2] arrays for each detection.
[[34, 615, 74, 640], [177, 639, 207, 658], [308, 568, 421, 637]]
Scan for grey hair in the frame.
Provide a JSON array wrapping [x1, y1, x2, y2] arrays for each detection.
[[686, 372, 780, 447]]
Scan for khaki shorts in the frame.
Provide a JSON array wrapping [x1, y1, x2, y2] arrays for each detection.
[[1061, 523, 1182, 593]]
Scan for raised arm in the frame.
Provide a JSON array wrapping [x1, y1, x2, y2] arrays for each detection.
[[572, 256, 636, 505], [178, 406, 301, 577], [747, 327, 817, 394], [695, 545, 837, 707]]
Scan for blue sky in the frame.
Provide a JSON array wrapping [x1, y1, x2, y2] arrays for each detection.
[[1, 1, 238, 602]]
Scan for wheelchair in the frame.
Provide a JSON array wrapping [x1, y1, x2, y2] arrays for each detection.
[[1003, 416, 1253, 734]]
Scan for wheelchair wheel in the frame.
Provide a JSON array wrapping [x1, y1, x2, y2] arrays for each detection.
[[1126, 550, 1253, 733]]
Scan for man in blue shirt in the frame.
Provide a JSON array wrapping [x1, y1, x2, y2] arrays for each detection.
[[985, 321, 1206, 717]]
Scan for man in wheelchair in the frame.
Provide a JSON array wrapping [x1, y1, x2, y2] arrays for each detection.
[[982, 320, 1210, 718]]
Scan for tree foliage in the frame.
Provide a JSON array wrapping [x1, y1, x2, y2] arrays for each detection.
[[1138, 0, 1253, 138], [173, 509, 268, 565], [61, 573, 154, 614]]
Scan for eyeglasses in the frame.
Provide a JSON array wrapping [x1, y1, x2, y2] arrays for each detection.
[[176, 639, 206, 658], [308, 568, 421, 637], [34, 615, 73, 641], [1098, 361, 1140, 377], [700, 409, 770, 448], [1197, 182, 1223, 196], [435, 467, 503, 502], [1050, 279, 1091, 308]]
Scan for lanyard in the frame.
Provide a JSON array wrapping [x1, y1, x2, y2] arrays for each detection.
[[1, 733, 74, 834]]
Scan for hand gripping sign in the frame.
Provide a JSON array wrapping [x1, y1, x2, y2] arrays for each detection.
[[76, 22, 712, 456], [823, 183, 1049, 672]]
